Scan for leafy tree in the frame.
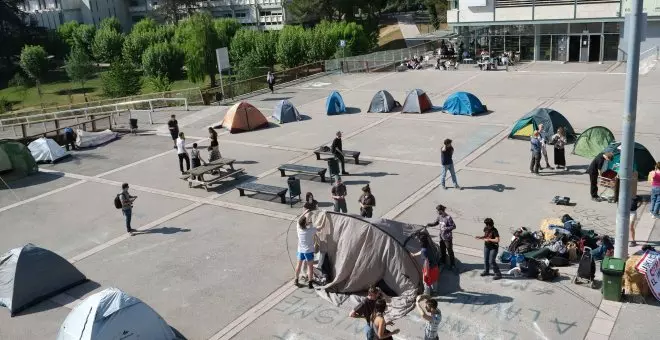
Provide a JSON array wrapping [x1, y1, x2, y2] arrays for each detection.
[[93, 28, 125, 63], [72, 24, 96, 58], [148, 75, 173, 92], [157, 0, 198, 23], [7, 72, 31, 108], [286, 0, 333, 24], [123, 30, 160, 66], [229, 29, 259, 66], [130, 17, 158, 35], [19, 45, 49, 105], [235, 56, 264, 80], [174, 12, 221, 86], [101, 61, 141, 97], [141, 42, 183, 79], [254, 31, 279, 69], [0, 0, 28, 83], [65, 48, 96, 101], [214, 18, 242, 48], [305, 22, 337, 62], [57, 21, 80, 49], [99, 17, 122, 33], [276, 26, 306, 68]]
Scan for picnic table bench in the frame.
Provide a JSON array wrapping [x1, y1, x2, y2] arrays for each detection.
[[180, 158, 243, 191], [313, 147, 361, 165], [236, 182, 288, 204], [278, 164, 327, 182]]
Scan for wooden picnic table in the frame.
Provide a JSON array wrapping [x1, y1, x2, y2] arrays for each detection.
[[181, 158, 243, 191]]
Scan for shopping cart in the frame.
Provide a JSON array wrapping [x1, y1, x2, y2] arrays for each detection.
[[598, 170, 617, 202]]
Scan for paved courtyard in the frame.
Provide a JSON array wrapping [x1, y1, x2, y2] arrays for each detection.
[[1, 64, 660, 340]]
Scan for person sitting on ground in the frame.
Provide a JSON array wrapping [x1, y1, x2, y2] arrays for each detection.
[[416, 295, 441, 340], [294, 216, 316, 289], [372, 299, 399, 340], [304, 192, 318, 211], [590, 235, 614, 261]]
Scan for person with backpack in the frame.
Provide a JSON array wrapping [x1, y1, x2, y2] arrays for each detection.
[[426, 205, 457, 271], [349, 286, 382, 340], [476, 218, 502, 280], [115, 183, 137, 234], [413, 233, 440, 295], [331, 131, 349, 175], [416, 295, 441, 340]]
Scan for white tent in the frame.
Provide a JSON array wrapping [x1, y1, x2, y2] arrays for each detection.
[[57, 288, 176, 340], [76, 129, 118, 148], [28, 137, 70, 163]]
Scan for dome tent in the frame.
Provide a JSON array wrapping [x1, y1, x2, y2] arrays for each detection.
[[603, 142, 657, 180], [0, 139, 38, 180], [220, 101, 269, 133], [402, 89, 432, 113], [325, 91, 346, 115], [0, 244, 87, 316], [572, 126, 615, 158], [442, 91, 486, 116], [509, 108, 576, 143], [28, 137, 70, 163], [272, 100, 302, 123], [57, 288, 176, 340], [368, 90, 399, 113]]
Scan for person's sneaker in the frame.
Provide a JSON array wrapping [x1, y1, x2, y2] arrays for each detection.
[[307, 281, 314, 289], [493, 274, 502, 280], [630, 241, 638, 247], [480, 272, 491, 277], [442, 185, 447, 190], [592, 197, 602, 202], [294, 278, 299, 287], [455, 185, 462, 190], [342, 171, 349, 175], [546, 165, 554, 170]]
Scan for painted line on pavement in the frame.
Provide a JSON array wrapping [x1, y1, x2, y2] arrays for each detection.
[[392, 116, 510, 128], [0, 180, 87, 214]]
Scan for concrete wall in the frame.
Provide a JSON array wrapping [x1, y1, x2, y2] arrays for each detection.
[[495, 7, 533, 21], [576, 3, 620, 19], [619, 20, 660, 61], [458, 0, 495, 22], [533, 5, 574, 20]]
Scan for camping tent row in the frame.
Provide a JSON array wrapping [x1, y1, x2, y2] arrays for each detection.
[[0, 140, 38, 181], [366, 90, 487, 115], [218, 100, 303, 133]]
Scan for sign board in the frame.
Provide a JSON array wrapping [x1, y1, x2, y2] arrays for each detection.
[[645, 257, 660, 301], [635, 250, 660, 274], [215, 47, 230, 72], [339, 40, 346, 48]]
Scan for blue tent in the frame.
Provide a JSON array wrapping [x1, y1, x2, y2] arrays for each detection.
[[442, 92, 486, 116], [272, 100, 301, 123], [326, 91, 346, 115]]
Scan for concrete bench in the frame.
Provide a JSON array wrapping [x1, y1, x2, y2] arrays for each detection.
[[314, 147, 361, 165], [236, 182, 288, 204], [278, 164, 327, 182]]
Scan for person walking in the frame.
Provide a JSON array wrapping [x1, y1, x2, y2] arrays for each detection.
[[650, 162, 660, 219], [587, 152, 613, 201], [119, 183, 137, 234], [176, 132, 190, 175], [332, 131, 349, 175], [476, 218, 501, 280], [372, 299, 399, 340], [426, 205, 457, 271], [441, 139, 460, 189], [550, 126, 568, 169], [331, 176, 347, 213], [349, 286, 382, 340], [416, 295, 441, 340], [168, 115, 179, 149], [63, 127, 76, 151], [294, 216, 316, 289], [530, 131, 542, 175], [359, 184, 376, 218], [267, 71, 275, 93], [537, 124, 553, 169], [629, 195, 642, 246]]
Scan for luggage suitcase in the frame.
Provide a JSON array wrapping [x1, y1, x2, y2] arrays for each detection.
[[573, 247, 596, 288]]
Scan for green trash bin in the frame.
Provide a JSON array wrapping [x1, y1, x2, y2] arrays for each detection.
[[327, 158, 340, 177], [601, 257, 625, 301]]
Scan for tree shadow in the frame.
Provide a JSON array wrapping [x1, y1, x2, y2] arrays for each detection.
[[354, 171, 398, 177], [0, 171, 64, 189], [54, 87, 96, 96], [260, 97, 292, 101], [51, 153, 108, 165], [134, 226, 191, 235], [317, 201, 335, 208], [539, 170, 588, 177], [461, 184, 515, 192], [566, 164, 588, 171]]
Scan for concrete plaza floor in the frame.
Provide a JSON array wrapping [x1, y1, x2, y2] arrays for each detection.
[[1, 64, 659, 340]]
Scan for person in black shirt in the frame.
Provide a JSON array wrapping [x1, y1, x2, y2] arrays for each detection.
[[359, 184, 376, 218], [331, 131, 349, 175], [441, 139, 460, 189], [587, 152, 613, 201], [475, 218, 501, 279], [349, 286, 382, 340], [629, 196, 642, 246], [168, 115, 179, 149], [331, 176, 347, 213]]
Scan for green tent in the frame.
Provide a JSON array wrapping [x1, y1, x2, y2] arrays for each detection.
[[572, 126, 615, 158], [603, 142, 656, 181], [509, 108, 576, 143], [0, 140, 38, 181]]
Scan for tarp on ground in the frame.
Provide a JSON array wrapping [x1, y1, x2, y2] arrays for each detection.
[[326, 91, 346, 115], [0, 139, 38, 179], [509, 108, 576, 143], [603, 142, 657, 180], [28, 137, 70, 163], [402, 89, 432, 113], [0, 244, 87, 316], [368, 90, 398, 113], [220, 101, 269, 133], [57, 287, 176, 340], [272, 100, 302, 123], [76, 129, 118, 148], [572, 126, 615, 158], [307, 211, 425, 320], [442, 91, 486, 116]]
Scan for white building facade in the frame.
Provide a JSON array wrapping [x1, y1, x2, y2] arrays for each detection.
[[447, 0, 660, 62]]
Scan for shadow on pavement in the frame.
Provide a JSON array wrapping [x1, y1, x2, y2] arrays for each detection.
[[461, 183, 515, 192], [0, 171, 64, 190], [135, 226, 191, 235]]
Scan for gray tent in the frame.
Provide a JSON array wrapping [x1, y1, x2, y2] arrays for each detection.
[[57, 288, 176, 340], [308, 211, 424, 320], [368, 90, 399, 113], [0, 244, 87, 316], [272, 100, 302, 123], [401, 89, 433, 114]]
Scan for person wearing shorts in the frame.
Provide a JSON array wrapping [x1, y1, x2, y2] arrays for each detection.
[[629, 196, 642, 246], [294, 216, 316, 289], [168, 115, 179, 149]]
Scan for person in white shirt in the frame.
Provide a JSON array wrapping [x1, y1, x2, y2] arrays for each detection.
[[294, 215, 317, 289], [176, 132, 190, 175], [501, 53, 509, 71]]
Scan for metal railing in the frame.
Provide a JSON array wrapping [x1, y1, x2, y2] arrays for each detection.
[[325, 39, 442, 73], [619, 45, 659, 62]]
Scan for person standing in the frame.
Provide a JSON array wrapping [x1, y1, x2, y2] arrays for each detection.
[[649, 162, 660, 219], [190, 143, 205, 181], [332, 131, 349, 175], [372, 299, 399, 340], [587, 152, 613, 201], [476, 218, 501, 280], [119, 183, 137, 234], [629, 196, 642, 246], [413, 233, 440, 295], [168, 115, 179, 149], [207, 127, 221, 163], [349, 286, 382, 340], [294, 216, 316, 289], [63, 127, 76, 151], [501, 53, 509, 71], [266, 71, 275, 93], [331, 176, 347, 213], [441, 139, 460, 189], [530, 131, 542, 175], [426, 204, 457, 271], [537, 124, 553, 169], [416, 296, 441, 340], [176, 132, 190, 175], [550, 126, 568, 169], [359, 184, 376, 218]]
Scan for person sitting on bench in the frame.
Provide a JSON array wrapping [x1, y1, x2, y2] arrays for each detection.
[[331, 131, 349, 175], [190, 143, 206, 181]]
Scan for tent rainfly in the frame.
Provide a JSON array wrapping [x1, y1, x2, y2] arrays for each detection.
[[603, 142, 657, 180], [572, 126, 615, 158], [0, 139, 38, 180], [76, 129, 118, 148], [325, 91, 346, 115], [28, 137, 70, 163], [368, 90, 399, 113], [57, 288, 176, 340], [509, 108, 576, 142], [442, 91, 486, 116], [402, 89, 432, 113], [0, 244, 87, 316], [272, 100, 302, 123], [220, 101, 269, 133]]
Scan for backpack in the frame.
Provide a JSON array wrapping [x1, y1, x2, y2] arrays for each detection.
[[538, 260, 558, 281], [114, 194, 123, 209]]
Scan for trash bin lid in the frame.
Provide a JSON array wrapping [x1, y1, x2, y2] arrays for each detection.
[[601, 257, 625, 273]]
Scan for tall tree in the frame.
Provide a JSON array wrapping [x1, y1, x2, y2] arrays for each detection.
[[19, 45, 49, 106], [99, 17, 122, 33], [254, 31, 279, 69], [0, 0, 28, 83], [276, 26, 306, 68], [65, 48, 95, 101], [57, 21, 80, 50], [214, 18, 242, 48], [93, 28, 125, 63], [229, 29, 259, 66], [157, 0, 198, 23], [72, 24, 96, 58], [141, 42, 183, 80], [174, 12, 221, 86], [101, 61, 142, 97]]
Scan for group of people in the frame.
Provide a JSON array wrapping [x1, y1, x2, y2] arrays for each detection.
[[168, 115, 222, 176], [403, 56, 424, 70], [529, 124, 568, 174]]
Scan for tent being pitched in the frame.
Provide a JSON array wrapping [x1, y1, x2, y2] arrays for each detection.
[[326, 91, 346, 115], [272, 100, 302, 123], [28, 137, 70, 163], [57, 288, 176, 340], [603, 142, 657, 180], [0, 139, 38, 180], [509, 108, 576, 142], [402, 89, 432, 113], [442, 91, 486, 116], [221, 101, 269, 133], [572, 126, 615, 158], [308, 211, 424, 320], [0, 244, 87, 316], [368, 90, 398, 113]]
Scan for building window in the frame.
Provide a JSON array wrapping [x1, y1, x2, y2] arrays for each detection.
[[260, 11, 271, 16], [235, 12, 246, 18], [130, 0, 139, 6]]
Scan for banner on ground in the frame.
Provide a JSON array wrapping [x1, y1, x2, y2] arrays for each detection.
[[635, 250, 660, 274], [645, 257, 660, 301]]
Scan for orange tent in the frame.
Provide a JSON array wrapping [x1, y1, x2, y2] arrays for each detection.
[[220, 102, 269, 133]]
